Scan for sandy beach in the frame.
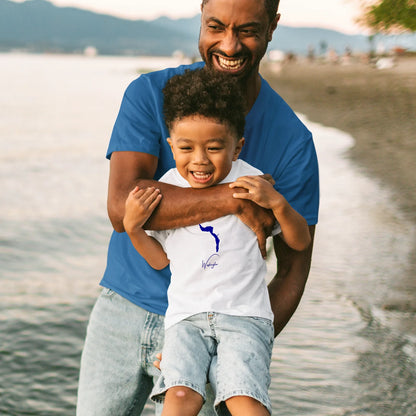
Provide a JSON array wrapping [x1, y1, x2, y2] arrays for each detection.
[[262, 55, 416, 223], [262, 55, 416, 315]]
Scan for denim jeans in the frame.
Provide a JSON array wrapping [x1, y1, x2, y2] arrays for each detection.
[[151, 312, 274, 415], [76, 289, 216, 416]]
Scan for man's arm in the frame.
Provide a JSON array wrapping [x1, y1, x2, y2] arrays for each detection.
[[107, 151, 158, 232], [268, 225, 315, 336], [107, 151, 276, 256]]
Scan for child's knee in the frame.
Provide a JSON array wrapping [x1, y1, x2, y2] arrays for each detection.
[[167, 385, 203, 403], [171, 386, 190, 399], [225, 395, 270, 416]]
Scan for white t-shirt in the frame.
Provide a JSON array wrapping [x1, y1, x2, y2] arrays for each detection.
[[149, 159, 279, 329]]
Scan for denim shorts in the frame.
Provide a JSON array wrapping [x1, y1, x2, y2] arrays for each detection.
[[150, 312, 274, 415]]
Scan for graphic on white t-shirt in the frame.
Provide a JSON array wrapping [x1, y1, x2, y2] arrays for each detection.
[[199, 224, 220, 270]]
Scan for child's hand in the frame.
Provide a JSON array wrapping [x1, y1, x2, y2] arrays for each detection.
[[153, 352, 162, 371], [230, 175, 284, 211], [123, 186, 162, 234]]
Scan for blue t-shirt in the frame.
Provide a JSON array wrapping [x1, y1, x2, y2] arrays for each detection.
[[101, 62, 319, 315]]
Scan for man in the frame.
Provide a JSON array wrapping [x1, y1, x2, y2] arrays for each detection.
[[76, 0, 319, 415]]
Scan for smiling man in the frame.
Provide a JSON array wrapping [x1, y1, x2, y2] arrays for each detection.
[[199, 0, 277, 108], [76, 1, 319, 415]]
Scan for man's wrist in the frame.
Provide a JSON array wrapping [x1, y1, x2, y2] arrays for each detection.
[[227, 185, 248, 215]]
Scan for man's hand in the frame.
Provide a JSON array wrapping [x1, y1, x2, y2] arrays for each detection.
[[231, 176, 311, 252], [232, 191, 275, 258], [259, 173, 275, 185], [229, 174, 276, 258]]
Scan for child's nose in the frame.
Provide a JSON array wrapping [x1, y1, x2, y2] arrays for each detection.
[[193, 149, 209, 164]]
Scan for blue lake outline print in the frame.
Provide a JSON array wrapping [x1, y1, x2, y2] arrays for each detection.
[[199, 224, 220, 253]]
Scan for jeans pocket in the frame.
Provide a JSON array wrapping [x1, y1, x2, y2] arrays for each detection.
[[250, 317, 274, 344]]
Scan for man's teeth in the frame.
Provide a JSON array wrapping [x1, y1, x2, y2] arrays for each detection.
[[218, 56, 244, 70]]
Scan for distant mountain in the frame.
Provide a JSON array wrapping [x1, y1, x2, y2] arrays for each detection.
[[0, 0, 414, 56], [0, 0, 199, 55], [271, 26, 416, 56]]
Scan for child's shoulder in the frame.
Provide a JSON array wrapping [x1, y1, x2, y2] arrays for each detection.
[[233, 159, 263, 176], [159, 168, 189, 187]]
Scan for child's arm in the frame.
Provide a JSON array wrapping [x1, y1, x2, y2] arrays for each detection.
[[123, 186, 169, 270], [230, 176, 311, 252]]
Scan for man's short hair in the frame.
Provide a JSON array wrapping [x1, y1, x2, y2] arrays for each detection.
[[163, 68, 246, 139], [200, 0, 280, 23]]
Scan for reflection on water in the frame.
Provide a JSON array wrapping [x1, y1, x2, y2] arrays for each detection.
[[269, 121, 416, 415], [0, 54, 415, 416]]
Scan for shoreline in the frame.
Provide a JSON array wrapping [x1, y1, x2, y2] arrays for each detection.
[[262, 56, 416, 315], [262, 56, 416, 224]]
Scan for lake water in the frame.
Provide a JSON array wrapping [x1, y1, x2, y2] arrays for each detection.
[[1, 53, 415, 416]]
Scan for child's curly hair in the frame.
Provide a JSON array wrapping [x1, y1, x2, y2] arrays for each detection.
[[163, 68, 245, 139]]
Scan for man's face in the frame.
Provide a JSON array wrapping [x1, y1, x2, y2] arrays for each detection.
[[199, 0, 277, 81]]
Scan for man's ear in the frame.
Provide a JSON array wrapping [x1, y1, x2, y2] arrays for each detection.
[[267, 13, 280, 42], [233, 137, 245, 160]]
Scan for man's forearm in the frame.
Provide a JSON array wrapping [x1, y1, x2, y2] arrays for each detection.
[[268, 226, 315, 336], [138, 179, 242, 231]]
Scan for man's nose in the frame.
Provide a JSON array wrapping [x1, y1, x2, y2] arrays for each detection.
[[219, 29, 242, 56]]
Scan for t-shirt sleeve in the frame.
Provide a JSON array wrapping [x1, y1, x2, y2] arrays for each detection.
[[106, 75, 163, 159], [276, 130, 319, 226], [145, 229, 169, 253]]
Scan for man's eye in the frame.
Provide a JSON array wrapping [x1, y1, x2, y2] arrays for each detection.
[[240, 29, 257, 36], [208, 24, 222, 31]]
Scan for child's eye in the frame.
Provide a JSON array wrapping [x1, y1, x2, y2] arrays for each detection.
[[208, 147, 222, 151], [179, 146, 192, 151]]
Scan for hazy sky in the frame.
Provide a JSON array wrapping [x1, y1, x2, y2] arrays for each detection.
[[15, 0, 366, 34]]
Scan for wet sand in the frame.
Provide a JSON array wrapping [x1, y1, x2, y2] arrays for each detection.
[[262, 55, 416, 223], [262, 56, 416, 315]]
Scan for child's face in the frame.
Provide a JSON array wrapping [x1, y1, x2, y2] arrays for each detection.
[[167, 115, 244, 188]]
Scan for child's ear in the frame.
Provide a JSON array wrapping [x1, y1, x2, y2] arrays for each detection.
[[167, 137, 175, 160], [232, 137, 245, 161]]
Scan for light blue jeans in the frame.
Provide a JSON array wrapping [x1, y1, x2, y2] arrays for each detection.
[[76, 289, 216, 416], [151, 312, 274, 415]]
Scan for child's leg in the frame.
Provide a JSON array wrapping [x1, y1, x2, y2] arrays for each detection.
[[151, 315, 216, 415], [161, 386, 204, 416], [212, 314, 274, 415], [225, 396, 270, 416]]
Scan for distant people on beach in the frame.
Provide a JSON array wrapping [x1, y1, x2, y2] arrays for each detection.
[[76, 0, 319, 415], [123, 68, 311, 416]]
